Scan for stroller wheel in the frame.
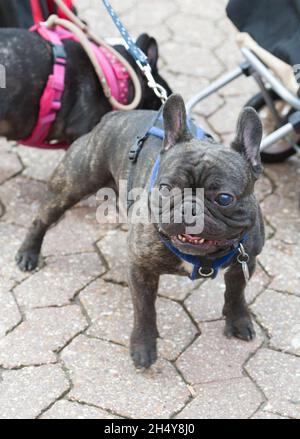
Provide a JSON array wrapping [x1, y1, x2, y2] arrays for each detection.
[[245, 92, 298, 163]]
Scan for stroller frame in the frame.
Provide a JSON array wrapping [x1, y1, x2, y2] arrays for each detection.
[[186, 47, 300, 153]]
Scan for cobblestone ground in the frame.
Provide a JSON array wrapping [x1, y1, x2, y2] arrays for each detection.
[[0, 0, 300, 419]]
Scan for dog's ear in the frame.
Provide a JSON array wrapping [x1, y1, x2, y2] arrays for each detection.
[[231, 107, 263, 179], [136, 33, 159, 70], [163, 94, 192, 151]]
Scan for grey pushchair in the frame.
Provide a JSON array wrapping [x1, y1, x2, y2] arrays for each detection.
[[187, 0, 300, 163]]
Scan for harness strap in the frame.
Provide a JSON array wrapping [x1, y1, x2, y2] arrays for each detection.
[[19, 21, 131, 149], [161, 234, 248, 281], [20, 24, 68, 149], [56, 26, 130, 107]]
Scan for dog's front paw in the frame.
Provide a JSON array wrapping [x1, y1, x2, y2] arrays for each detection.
[[130, 337, 157, 369], [15, 249, 40, 272], [224, 315, 256, 342]]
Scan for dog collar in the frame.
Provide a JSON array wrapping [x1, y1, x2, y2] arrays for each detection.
[[160, 234, 249, 280], [146, 117, 248, 280]]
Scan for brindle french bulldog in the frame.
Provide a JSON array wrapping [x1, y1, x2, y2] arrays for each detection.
[[16, 94, 265, 369], [0, 30, 171, 144]]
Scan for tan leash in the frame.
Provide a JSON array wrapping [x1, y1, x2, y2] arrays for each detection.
[[46, 0, 142, 110]]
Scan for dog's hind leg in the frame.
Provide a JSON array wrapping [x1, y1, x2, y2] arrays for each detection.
[[223, 258, 256, 342], [16, 144, 111, 272]]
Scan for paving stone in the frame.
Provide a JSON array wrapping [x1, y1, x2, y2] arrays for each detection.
[[0, 151, 22, 184], [80, 280, 132, 344], [176, 378, 262, 419], [176, 321, 263, 385], [97, 229, 128, 284], [258, 239, 300, 294], [0, 137, 16, 153], [121, 0, 178, 29], [208, 95, 248, 134], [17, 147, 65, 182], [255, 175, 273, 203], [160, 72, 224, 118], [43, 207, 113, 257], [166, 15, 224, 49], [159, 72, 224, 116], [80, 279, 198, 361], [251, 290, 300, 356], [262, 161, 300, 244], [251, 410, 289, 420], [75, 0, 137, 17], [41, 400, 117, 420], [0, 176, 45, 227], [0, 290, 22, 337], [261, 194, 300, 247], [0, 223, 29, 292], [62, 335, 190, 419], [0, 306, 87, 368], [14, 253, 105, 309], [246, 349, 300, 419], [185, 265, 269, 323], [0, 364, 69, 419], [215, 37, 243, 70], [162, 42, 224, 80], [178, 0, 228, 20], [156, 298, 198, 361], [185, 278, 226, 323], [218, 74, 258, 99], [158, 274, 201, 302], [73, 0, 123, 39]]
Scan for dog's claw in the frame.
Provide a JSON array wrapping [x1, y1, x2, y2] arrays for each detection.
[[130, 340, 157, 369], [15, 249, 39, 272], [224, 316, 256, 342]]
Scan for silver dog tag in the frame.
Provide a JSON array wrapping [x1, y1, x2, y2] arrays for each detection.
[[241, 260, 250, 284], [237, 244, 250, 285]]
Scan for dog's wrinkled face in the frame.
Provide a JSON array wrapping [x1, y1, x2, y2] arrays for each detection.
[[152, 94, 263, 256]]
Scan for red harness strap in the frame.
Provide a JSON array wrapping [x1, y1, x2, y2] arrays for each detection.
[[20, 24, 68, 149], [30, 0, 45, 23], [46, 0, 75, 19]]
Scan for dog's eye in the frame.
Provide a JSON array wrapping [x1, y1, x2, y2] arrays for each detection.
[[215, 193, 234, 207], [159, 184, 171, 197]]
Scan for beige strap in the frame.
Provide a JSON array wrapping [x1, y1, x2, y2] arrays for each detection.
[[236, 32, 298, 95], [48, 0, 142, 110]]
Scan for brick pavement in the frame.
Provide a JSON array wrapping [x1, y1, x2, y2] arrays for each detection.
[[0, 0, 299, 419]]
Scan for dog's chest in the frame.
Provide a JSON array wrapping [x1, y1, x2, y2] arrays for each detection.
[[179, 261, 193, 276]]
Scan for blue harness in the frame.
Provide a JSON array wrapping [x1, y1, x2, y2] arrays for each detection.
[[146, 116, 247, 281]]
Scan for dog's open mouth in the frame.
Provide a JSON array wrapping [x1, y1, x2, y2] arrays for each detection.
[[172, 234, 218, 247]]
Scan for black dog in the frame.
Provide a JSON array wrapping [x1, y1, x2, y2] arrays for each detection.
[[16, 94, 265, 369], [0, 30, 171, 144]]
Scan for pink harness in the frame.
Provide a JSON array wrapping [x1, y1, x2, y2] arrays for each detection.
[[20, 24, 129, 149]]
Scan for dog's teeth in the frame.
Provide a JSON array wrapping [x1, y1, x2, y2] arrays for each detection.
[[199, 238, 205, 244], [182, 237, 186, 242]]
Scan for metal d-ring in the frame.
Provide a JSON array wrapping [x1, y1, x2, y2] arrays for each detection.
[[237, 243, 250, 264], [198, 267, 215, 278]]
